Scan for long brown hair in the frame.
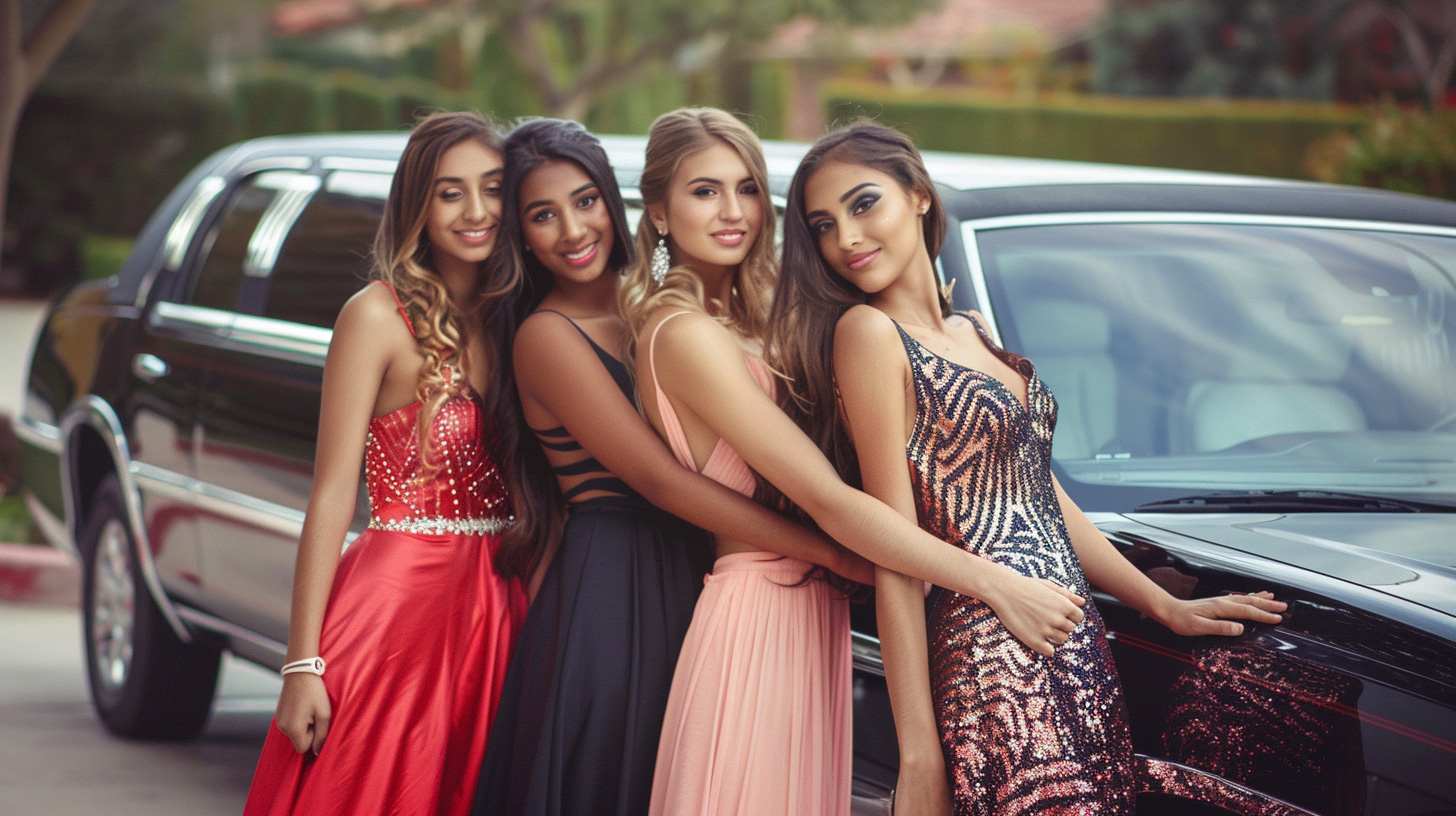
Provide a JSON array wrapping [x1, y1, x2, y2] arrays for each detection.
[[767, 119, 949, 489], [618, 108, 777, 370], [371, 110, 536, 579]]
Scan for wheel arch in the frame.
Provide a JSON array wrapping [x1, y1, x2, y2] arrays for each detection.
[[60, 396, 192, 643]]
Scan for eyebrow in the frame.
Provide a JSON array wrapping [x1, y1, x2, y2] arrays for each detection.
[[805, 182, 883, 221], [523, 182, 599, 212], [434, 167, 504, 185]]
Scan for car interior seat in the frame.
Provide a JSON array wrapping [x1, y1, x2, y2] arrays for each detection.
[[1017, 300, 1118, 460], [1181, 300, 1367, 452]]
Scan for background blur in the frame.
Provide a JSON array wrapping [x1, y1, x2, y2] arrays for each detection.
[[3, 0, 1455, 300]]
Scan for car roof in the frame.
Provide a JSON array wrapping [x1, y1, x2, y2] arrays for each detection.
[[208, 129, 1456, 228]]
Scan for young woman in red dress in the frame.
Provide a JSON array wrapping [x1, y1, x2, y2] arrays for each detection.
[[243, 111, 534, 816]]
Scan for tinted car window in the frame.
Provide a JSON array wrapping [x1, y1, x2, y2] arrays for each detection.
[[190, 171, 306, 311], [972, 222, 1456, 508], [263, 171, 391, 328]]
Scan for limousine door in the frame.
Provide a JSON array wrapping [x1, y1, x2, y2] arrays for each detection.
[[192, 167, 388, 650]]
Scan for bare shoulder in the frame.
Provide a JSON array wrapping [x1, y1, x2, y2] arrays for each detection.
[[516, 308, 582, 350], [643, 309, 736, 364], [834, 303, 903, 360], [334, 282, 412, 348]]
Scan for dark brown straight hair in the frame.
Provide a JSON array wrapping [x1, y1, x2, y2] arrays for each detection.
[[766, 119, 949, 492]]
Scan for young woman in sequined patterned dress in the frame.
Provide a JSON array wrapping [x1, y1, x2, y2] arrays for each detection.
[[619, 109, 1113, 816], [769, 120, 1287, 815], [244, 111, 533, 816]]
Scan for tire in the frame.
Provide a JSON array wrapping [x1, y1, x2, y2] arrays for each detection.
[[80, 475, 221, 739]]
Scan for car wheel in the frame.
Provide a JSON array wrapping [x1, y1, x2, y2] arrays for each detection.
[[80, 475, 221, 739]]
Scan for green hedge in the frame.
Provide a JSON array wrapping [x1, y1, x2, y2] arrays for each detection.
[[823, 83, 1361, 181]]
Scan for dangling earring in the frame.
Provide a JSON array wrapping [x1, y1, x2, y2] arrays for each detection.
[[651, 235, 671, 284]]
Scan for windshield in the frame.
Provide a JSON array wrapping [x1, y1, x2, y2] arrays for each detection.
[[968, 221, 1456, 511]]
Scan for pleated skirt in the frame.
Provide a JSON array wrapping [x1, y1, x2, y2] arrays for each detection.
[[243, 528, 527, 816], [648, 550, 851, 816], [472, 496, 710, 816]]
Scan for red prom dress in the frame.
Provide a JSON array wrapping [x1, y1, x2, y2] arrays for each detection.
[[244, 284, 527, 816]]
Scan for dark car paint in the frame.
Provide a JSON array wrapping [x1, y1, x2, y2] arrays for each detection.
[[18, 133, 1456, 815]]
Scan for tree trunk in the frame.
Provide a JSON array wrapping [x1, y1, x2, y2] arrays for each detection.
[[0, 0, 99, 279]]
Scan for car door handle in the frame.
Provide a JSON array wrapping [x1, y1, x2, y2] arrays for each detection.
[[132, 353, 170, 383]]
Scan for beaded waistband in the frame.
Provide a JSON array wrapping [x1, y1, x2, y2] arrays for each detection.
[[367, 516, 514, 535]]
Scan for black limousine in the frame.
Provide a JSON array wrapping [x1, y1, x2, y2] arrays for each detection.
[[16, 131, 1456, 815]]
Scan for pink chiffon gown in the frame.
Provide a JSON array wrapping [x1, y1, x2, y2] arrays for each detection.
[[645, 312, 852, 816]]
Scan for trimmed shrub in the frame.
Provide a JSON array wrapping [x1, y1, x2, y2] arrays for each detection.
[[1306, 104, 1456, 200], [824, 81, 1360, 180], [234, 63, 332, 137]]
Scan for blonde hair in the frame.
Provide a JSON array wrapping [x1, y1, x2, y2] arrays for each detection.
[[619, 108, 777, 363], [372, 111, 516, 476]]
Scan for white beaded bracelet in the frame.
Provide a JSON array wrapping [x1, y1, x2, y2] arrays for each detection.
[[280, 657, 326, 677]]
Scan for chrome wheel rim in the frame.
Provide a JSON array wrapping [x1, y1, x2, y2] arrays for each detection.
[[90, 520, 135, 697]]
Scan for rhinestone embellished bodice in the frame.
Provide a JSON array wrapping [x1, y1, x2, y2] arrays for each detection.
[[895, 316, 1134, 814], [364, 393, 512, 535]]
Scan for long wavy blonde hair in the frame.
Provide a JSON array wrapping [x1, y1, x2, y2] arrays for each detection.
[[618, 108, 777, 364], [371, 111, 518, 480]]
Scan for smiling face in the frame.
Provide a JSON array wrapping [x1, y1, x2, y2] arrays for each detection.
[[803, 159, 930, 296], [425, 138, 505, 271], [518, 158, 615, 288], [650, 141, 763, 281]]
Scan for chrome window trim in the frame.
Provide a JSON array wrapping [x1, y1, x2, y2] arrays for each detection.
[[852, 630, 885, 676], [237, 156, 312, 175], [227, 314, 332, 366], [59, 396, 192, 641], [243, 174, 323, 279], [959, 225, 1001, 344], [162, 176, 227, 272], [320, 156, 398, 174], [961, 210, 1456, 237], [150, 301, 235, 340]]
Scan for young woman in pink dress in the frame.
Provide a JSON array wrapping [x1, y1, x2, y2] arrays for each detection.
[[769, 120, 1286, 815], [620, 109, 1099, 816], [243, 111, 533, 816]]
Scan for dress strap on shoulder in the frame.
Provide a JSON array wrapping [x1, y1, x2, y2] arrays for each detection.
[[647, 312, 699, 474], [373, 280, 416, 337]]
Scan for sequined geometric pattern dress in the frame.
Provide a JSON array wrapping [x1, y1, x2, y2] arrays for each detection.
[[243, 282, 527, 816], [894, 316, 1134, 815]]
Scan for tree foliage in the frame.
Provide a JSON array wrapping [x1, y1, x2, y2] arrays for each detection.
[[451, 0, 932, 120]]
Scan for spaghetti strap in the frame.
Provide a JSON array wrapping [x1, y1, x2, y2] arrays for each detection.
[[647, 312, 698, 474], [373, 280, 416, 337]]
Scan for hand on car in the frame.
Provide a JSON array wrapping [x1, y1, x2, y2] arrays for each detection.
[[984, 568, 1086, 657], [275, 673, 332, 755], [1157, 590, 1286, 637]]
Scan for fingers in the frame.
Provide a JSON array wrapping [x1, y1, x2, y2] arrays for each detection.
[[311, 711, 331, 755], [279, 720, 312, 754]]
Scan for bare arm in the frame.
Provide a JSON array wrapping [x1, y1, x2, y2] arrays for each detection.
[[646, 308, 1084, 642], [832, 307, 950, 814], [275, 285, 408, 754], [1053, 475, 1285, 635], [514, 313, 871, 583]]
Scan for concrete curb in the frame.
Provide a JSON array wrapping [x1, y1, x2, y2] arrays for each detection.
[[0, 543, 79, 606]]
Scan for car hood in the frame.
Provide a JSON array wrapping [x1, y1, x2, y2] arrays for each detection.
[[1125, 513, 1456, 618]]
